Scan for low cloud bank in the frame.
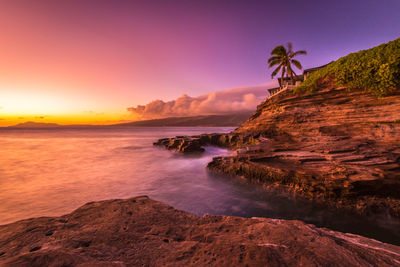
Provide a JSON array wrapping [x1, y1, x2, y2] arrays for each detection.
[[127, 82, 277, 119]]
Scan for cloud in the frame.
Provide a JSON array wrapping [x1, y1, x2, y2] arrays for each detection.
[[127, 81, 278, 119]]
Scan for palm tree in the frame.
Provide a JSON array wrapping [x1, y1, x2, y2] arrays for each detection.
[[268, 43, 307, 88]]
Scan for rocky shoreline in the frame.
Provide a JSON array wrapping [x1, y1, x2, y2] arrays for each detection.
[[153, 133, 256, 153], [1, 196, 400, 266], [154, 86, 400, 218]]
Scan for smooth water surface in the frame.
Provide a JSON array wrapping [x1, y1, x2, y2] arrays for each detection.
[[0, 127, 399, 245]]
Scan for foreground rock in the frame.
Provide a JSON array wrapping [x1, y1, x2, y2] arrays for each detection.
[[1, 196, 400, 266]]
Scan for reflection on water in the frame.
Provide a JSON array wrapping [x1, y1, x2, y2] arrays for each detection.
[[0, 127, 399, 245]]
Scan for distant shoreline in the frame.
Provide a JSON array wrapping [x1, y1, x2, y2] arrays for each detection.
[[3, 113, 252, 129], [0, 125, 238, 130]]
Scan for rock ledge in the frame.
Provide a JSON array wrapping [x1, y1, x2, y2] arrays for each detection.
[[0, 196, 399, 266]]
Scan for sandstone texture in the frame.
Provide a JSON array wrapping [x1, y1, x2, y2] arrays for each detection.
[[156, 84, 400, 217], [1, 196, 400, 267]]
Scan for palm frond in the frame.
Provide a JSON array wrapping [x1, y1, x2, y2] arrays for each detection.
[[267, 56, 282, 64], [268, 59, 282, 68], [291, 59, 302, 70], [271, 45, 286, 56], [293, 50, 307, 56], [271, 64, 282, 78]]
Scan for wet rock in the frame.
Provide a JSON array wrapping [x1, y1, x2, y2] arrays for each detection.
[[1, 196, 399, 266], [154, 137, 205, 153], [154, 133, 259, 153]]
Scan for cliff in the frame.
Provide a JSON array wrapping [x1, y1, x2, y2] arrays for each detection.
[[155, 38, 400, 217], [1, 196, 399, 266], [213, 84, 400, 215], [155, 82, 400, 217]]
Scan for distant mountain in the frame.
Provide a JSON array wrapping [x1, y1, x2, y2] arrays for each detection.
[[5, 113, 253, 128], [114, 113, 253, 127], [10, 121, 61, 128]]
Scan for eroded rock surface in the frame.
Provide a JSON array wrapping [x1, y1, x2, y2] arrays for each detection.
[[153, 133, 257, 153], [1, 196, 400, 267]]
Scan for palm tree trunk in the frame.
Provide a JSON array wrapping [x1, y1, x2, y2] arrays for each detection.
[[290, 71, 294, 85], [286, 64, 291, 85], [286, 71, 289, 86], [281, 67, 285, 89]]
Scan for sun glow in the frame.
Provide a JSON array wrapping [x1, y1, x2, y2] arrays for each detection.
[[0, 91, 75, 115], [0, 87, 135, 126], [0, 112, 132, 127]]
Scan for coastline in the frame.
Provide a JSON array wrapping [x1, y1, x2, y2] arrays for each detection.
[[153, 85, 400, 219]]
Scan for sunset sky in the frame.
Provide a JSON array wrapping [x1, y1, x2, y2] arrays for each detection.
[[0, 0, 399, 126]]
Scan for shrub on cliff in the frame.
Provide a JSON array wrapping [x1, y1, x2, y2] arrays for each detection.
[[295, 38, 400, 97]]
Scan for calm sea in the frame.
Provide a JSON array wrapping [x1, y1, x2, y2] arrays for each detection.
[[0, 127, 399, 244]]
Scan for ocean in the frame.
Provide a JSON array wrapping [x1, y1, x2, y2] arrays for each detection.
[[0, 127, 399, 244]]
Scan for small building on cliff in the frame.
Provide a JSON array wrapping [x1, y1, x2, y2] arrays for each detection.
[[278, 74, 304, 89], [268, 63, 329, 97]]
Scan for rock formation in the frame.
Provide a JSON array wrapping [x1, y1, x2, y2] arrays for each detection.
[[1, 196, 400, 266], [153, 133, 257, 153], [155, 83, 400, 218]]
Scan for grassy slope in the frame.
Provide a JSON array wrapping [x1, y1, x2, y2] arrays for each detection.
[[296, 38, 400, 96]]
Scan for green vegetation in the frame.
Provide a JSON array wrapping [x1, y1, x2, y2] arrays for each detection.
[[295, 38, 400, 97], [268, 43, 307, 85]]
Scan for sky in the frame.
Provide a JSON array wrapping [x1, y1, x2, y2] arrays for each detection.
[[0, 0, 399, 125]]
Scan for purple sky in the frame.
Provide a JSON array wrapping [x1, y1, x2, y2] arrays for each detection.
[[0, 0, 399, 124]]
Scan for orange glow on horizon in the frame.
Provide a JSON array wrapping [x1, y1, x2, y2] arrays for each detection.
[[0, 83, 138, 126], [0, 113, 137, 127]]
